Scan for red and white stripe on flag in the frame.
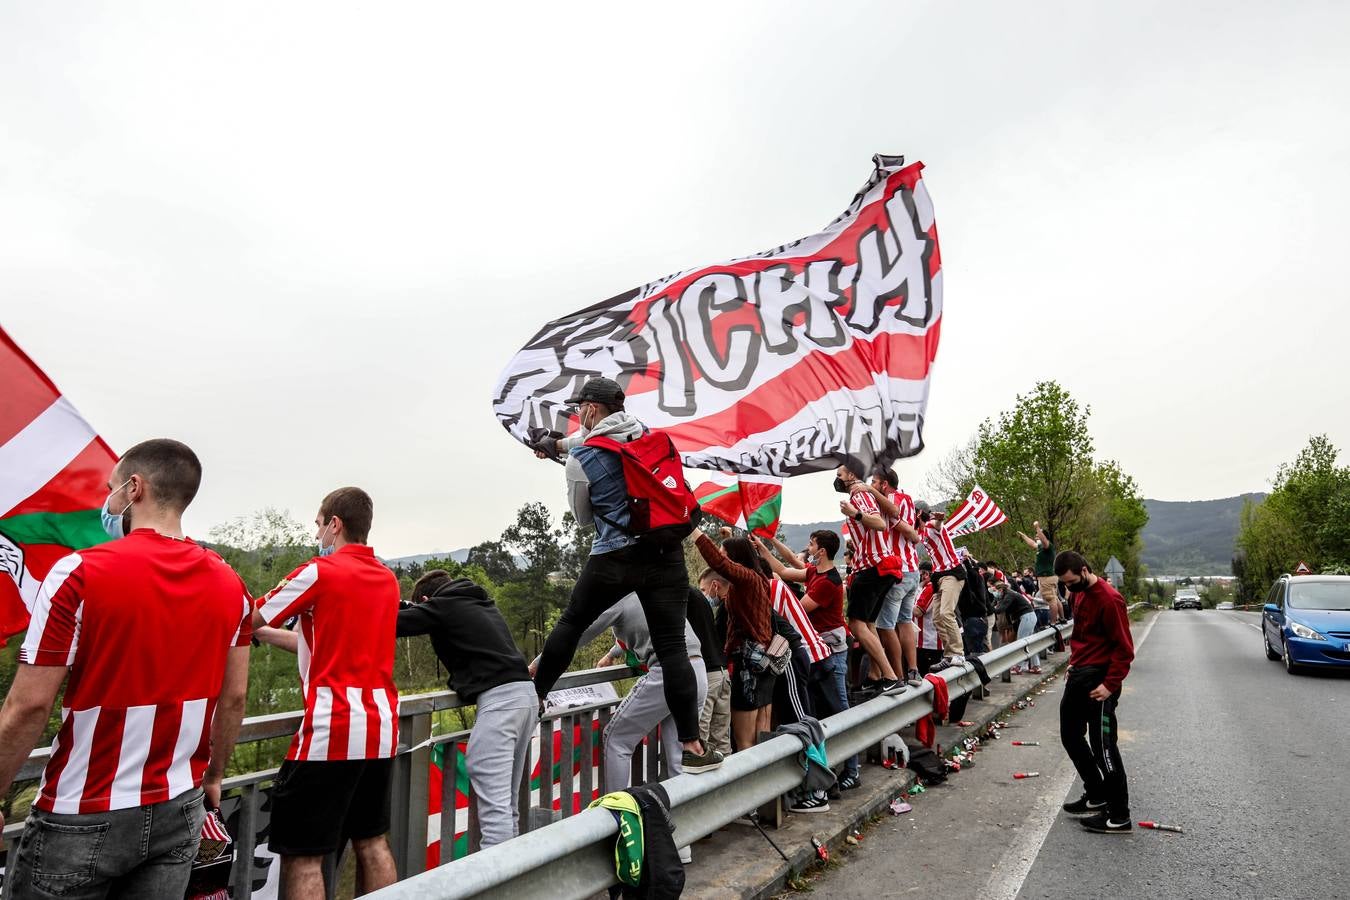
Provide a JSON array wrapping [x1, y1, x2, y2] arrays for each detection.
[[945, 484, 1008, 536]]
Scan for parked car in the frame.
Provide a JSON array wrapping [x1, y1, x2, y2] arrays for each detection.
[[1216, 601, 1235, 610], [1262, 575, 1350, 674], [1172, 589, 1202, 610]]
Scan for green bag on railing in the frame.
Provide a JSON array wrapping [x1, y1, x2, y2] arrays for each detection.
[[589, 792, 645, 887]]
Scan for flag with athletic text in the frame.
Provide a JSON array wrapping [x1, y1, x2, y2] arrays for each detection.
[[493, 154, 942, 477], [0, 327, 118, 639], [944, 484, 1007, 537], [693, 473, 784, 538]]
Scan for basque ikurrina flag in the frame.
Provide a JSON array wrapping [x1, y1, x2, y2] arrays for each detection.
[[0, 326, 118, 639], [693, 473, 784, 538], [493, 154, 942, 478]]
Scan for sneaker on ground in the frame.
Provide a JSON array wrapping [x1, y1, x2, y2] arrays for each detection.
[[1062, 794, 1108, 815], [906, 669, 923, 687], [1028, 666, 1043, 674], [1080, 812, 1132, 834], [837, 771, 862, 791], [681, 747, 725, 773], [678, 845, 693, 864], [1009, 665, 1023, 675], [788, 794, 831, 814]]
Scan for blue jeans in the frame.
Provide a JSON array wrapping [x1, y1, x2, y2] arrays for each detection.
[[4, 788, 206, 900], [818, 652, 859, 776]]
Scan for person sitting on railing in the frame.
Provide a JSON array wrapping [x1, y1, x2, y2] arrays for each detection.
[[693, 530, 775, 753], [397, 569, 537, 848]]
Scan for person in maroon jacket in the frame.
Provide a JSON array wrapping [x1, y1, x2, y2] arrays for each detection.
[[1055, 550, 1135, 834]]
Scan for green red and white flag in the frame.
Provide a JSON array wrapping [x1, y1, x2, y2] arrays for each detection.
[[0, 326, 117, 639], [425, 710, 606, 866], [693, 473, 784, 538]]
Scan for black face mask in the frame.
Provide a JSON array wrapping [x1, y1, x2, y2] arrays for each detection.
[[832, 477, 849, 494], [1066, 579, 1090, 593]]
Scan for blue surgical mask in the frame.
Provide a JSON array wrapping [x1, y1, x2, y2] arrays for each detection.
[[703, 591, 721, 610], [100, 479, 133, 539], [317, 521, 336, 557]]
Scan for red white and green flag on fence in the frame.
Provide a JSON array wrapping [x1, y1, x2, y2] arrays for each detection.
[[693, 473, 784, 538], [1, 326, 118, 639], [425, 686, 611, 867]]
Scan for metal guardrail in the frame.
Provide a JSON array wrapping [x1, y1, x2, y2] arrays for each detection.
[[370, 621, 1077, 900], [2, 663, 649, 894]]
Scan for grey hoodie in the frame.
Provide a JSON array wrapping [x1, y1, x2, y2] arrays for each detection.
[[562, 412, 645, 553]]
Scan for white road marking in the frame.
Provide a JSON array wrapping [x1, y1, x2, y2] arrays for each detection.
[[982, 608, 1162, 900]]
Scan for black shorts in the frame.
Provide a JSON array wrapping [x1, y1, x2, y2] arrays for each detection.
[[728, 654, 776, 711], [269, 758, 393, 856], [846, 567, 895, 623]]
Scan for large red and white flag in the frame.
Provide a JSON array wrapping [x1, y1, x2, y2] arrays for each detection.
[[945, 484, 1007, 537], [0, 327, 118, 639], [692, 473, 784, 538], [493, 154, 942, 477]]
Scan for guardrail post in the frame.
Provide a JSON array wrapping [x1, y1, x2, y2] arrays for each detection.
[[390, 710, 431, 879]]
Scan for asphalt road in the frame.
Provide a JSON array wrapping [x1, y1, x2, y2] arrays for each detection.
[[803, 609, 1350, 900]]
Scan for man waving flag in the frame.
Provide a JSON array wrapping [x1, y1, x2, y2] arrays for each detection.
[[0, 326, 117, 638]]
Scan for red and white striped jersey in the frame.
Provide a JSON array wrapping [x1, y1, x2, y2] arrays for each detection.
[[257, 544, 400, 762], [770, 579, 831, 664], [19, 531, 252, 815], [843, 489, 892, 571], [888, 489, 920, 573], [914, 583, 942, 651], [922, 522, 961, 573]]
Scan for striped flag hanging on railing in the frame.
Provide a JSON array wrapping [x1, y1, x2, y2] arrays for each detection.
[[944, 484, 1007, 536]]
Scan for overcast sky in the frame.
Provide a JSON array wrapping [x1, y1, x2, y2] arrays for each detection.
[[4, 1, 1348, 557]]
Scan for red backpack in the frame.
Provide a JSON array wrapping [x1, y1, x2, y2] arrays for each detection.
[[583, 431, 702, 550]]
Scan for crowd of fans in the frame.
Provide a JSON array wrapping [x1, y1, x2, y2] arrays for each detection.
[[0, 377, 1077, 899]]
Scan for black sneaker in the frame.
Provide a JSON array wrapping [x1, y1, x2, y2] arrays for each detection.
[[859, 678, 882, 694], [837, 771, 862, 791], [681, 747, 725, 773], [1062, 794, 1108, 815], [788, 793, 831, 814], [1080, 812, 1132, 834], [878, 678, 908, 695]]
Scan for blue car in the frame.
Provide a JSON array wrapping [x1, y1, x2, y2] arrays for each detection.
[[1262, 574, 1350, 674]]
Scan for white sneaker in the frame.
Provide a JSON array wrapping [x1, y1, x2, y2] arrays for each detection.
[[678, 845, 693, 864]]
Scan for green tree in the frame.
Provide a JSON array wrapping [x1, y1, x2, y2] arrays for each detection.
[[930, 381, 1148, 591], [1234, 435, 1350, 599], [465, 540, 519, 584]]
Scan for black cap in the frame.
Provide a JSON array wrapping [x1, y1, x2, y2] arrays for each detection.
[[565, 377, 625, 408]]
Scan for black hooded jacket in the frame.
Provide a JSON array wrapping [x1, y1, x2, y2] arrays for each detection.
[[396, 577, 531, 703]]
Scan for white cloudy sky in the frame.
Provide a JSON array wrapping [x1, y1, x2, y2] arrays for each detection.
[[4, 1, 1348, 557]]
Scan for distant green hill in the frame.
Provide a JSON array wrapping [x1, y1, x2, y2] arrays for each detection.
[[772, 494, 1264, 577], [1139, 494, 1264, 576]]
